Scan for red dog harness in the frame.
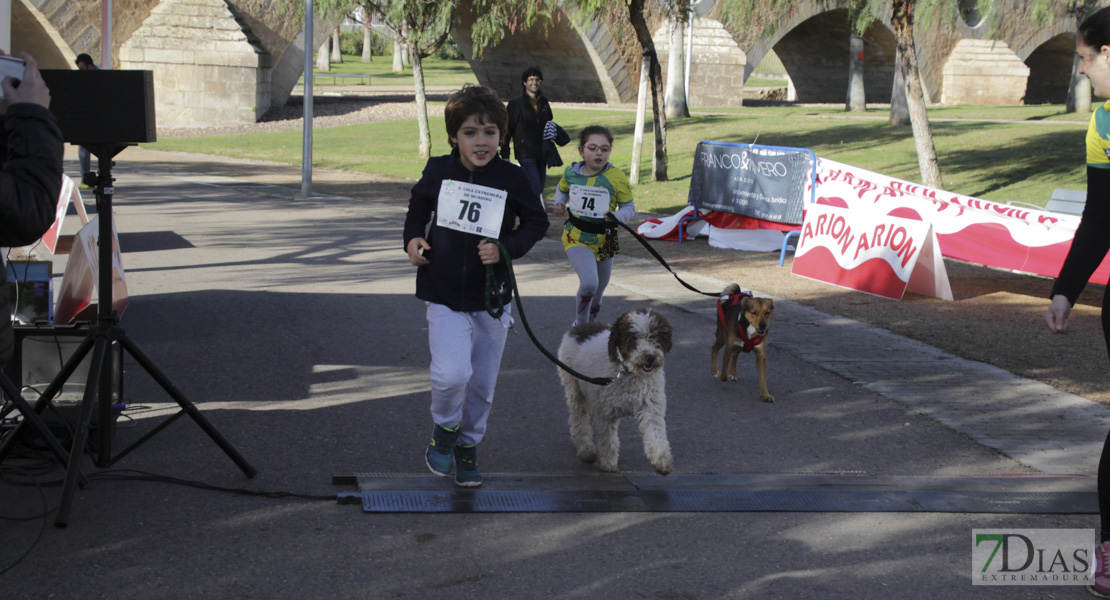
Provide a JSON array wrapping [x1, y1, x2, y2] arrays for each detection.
[[717, 292, 763, 353]]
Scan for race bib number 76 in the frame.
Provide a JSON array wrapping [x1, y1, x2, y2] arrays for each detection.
[[437, 180, 507, 238]]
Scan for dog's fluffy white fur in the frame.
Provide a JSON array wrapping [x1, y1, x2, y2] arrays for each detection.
[[557, 307, 674, 475]]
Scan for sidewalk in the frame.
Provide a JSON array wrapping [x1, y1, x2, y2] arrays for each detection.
[[0, 153, 1103, 599]]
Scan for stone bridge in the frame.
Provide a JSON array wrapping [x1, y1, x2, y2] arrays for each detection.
[[13, 0, 1088, 129], [457, 0, 1082, 109]]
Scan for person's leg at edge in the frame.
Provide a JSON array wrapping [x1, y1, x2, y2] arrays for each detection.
[[78, 146, 91, 188], [588, 258, 613, 322], [536, 163, 547, 199], [518, 158, 543, 200], [1101, 291, 1110, 542], [568, 245, 600, 325], [454, 305, 511, 486], [1091, 294, 1110, 597], [1092, 428, 1110, 597], [424, 303, 473, 475]]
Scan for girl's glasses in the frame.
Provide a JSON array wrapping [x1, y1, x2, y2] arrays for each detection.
[[585, 145, 611, 153]]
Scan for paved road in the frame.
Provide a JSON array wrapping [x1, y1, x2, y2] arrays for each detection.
[[0, 153, 1104, 599]]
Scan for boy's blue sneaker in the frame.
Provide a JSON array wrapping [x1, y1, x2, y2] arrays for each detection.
[[425, 424, 459, 476], [453, 444, 482, 487]]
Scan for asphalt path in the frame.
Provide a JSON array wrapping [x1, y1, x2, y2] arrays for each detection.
[[0, 153, 1101, 599]]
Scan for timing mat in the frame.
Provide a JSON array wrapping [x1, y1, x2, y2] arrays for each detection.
[[334, 472, 1097, 514]]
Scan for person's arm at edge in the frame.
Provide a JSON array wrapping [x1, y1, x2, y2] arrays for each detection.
[[0, 52, 62, 245], [1046, 165, 1110, 332]]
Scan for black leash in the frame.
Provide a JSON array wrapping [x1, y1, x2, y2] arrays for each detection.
[[484, 240, 614, 386], [481, 220, 721, 386], [612, 220, 720, 298]]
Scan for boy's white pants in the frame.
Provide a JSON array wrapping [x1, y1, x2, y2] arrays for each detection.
[[426, 302, 512, 446]]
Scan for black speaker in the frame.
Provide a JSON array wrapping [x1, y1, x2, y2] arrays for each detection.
[[38, 70, 156, 145]]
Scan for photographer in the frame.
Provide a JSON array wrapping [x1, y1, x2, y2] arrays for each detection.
[[0, 51, 64, 367]]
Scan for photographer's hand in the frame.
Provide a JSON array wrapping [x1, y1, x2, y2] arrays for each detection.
[[0, 52, 49, 112]]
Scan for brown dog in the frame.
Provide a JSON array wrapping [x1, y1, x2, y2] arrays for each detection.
[[710, 283, 775, 402]]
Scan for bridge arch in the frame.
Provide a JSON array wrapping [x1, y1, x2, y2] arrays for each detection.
[[767, 9, 898, 104]]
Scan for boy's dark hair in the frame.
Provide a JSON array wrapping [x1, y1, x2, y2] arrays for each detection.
[[75, 53, 94, 67], [578, 125, 614, 147], [444, 85, 508, 148], [520, 66, 543, 84], [1080, 7, 1110, 50]]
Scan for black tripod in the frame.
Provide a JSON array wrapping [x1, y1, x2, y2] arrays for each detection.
[[0, 144, 256, 526], [0, 371, 84, 482]]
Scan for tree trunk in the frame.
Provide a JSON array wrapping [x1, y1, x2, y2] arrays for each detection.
[[889, 47, 910, 125], [411, 44, 432, 159], [846, 34, 866, 112], [665, 11, 689, 119], [630, 54, 651, 186], [316, 38, 330, 72], [628, 0, 668, 182], [1067, 53, 1092, 113], [891, 1, 941, 189], [332, 27, 343, 63], [363, 23, 372, 63], [401, 24, 411, 67], [393, 40, 404, 73]]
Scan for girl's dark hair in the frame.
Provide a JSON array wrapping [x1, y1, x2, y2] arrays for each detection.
[[578, 125, 614, 147], [1080, 7, 1110, 49], [444, 85, 508, 148]]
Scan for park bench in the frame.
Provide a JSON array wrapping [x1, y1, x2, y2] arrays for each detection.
[[1007, 188, 1086, 216], [1045, 188, 1086, 215]]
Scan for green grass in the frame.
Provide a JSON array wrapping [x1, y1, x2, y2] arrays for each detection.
[[144, 101, 1090, 215], [744, 77, 787, 88], [303, 55, 478, 87]]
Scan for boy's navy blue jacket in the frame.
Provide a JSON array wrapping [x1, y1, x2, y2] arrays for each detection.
[[403, 151, 549, 312]]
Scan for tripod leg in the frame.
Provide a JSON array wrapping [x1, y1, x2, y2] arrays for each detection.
[[0, 334, 96, 463], [0, 372, 77, 473], [116, 332, 257, 478], [55, 338, 108, 528]]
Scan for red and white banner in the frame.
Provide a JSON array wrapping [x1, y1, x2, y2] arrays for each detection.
[[54, 216, 128, 324], [642, 156, 1102, 288], [792, 203, 951, 300], [636, 205, 791, 251], [815, 159, 1107, 284]]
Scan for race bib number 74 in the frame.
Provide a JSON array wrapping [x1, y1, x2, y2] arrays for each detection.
[[437, 180, 507, 239], [568, 184, 610, 219]]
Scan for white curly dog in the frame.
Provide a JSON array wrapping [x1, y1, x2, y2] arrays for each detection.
[[557, 307, 674, 475]]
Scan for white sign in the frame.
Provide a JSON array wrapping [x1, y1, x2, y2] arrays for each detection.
[[568, 184, 610, 219], [815, 158, 1103, 284], [436, 180, 506, 239], [791, 203, 951, 301]]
